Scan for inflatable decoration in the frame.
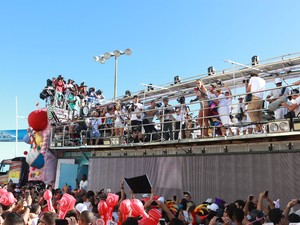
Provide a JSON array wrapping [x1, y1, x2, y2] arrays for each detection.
[[148, 208, 162, 224], [130, 199, 149, 218], [28, 110, 48, 131], [25, 109, 51, 172], [43, 189, 54, 211], [106, 193, 119, 220], [58, 193, 76, 219], [119, 199, 132, 222], [98, 200, 108, 224]]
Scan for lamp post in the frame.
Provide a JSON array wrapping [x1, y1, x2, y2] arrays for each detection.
[[94, 48, 132, 101]]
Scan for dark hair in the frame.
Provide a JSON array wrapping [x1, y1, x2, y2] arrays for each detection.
[[3, 212, 25, 225], [268, 208, 283, 224], [225, 203, 237, 219], [1, 203, 12, 211], [169, 218, 184, 225], [122, 217, 138, 225], [234, 199, 245, 209], [30, 203, 41, 214], [233, 208, 244, 223], [292, 89, 300, 94], [42, 211, 58, 225], [65, 209, 78, 220], [289, 213, 300, 223]]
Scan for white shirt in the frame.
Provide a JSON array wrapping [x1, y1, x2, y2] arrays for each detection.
[[249, 76, 266, 99], [294, 96, 300, 117], [130, 103, 143, 121], [79, 180, 88, 190]]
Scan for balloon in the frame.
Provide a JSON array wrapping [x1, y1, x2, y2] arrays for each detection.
[[23, 134, 31, 144], [131, 199, 148, 218], [57, 193, 76, 219], [106, 193, 119, 220], [43, 189, 53, 211], [148, 208, 162, 223], [0, 188, 8, 196], [119, 199, 132, 222], [98, 200, 108, 224], [28, 110, 48, 131], [138, 217, 157, 225]]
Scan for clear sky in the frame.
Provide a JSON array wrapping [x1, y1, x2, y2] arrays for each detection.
[[0, 0, 299, 132]]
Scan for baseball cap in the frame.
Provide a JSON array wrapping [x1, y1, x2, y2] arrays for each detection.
[[0, 192, 17, 206], [275, 78, 283, 84], [207, 203, 219, 212], [183, 191, 191, 197], [75, 203, 88, 213]]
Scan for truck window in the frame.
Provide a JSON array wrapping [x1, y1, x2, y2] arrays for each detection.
[[0, 164, 10, 174]]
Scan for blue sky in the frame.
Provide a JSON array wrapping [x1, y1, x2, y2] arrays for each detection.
[[1, 0, 300, 133]]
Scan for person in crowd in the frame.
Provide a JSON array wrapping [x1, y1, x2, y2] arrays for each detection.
[[3, 212, 25, 225], [266, 78, 291, 119], [246, 73, 266, 133], [54, 75, 66, 108], [143, 100, 159, 142], [235, 96, 247, 135], [215, 89, 230, 136], [88, 111, 102, 145], [174, 96, 190, 140], [192, 80, 210, 137], [76, 174, 88, 191], [30, 203, 41, 225], [67, 89, 81, 120], [104, 106, 115, 137], [87, 87, 97, 109], [114, 102, 126, 142], [159, 97, 175, 141], [39, 211, 57, 225], [281, 89, 300, 117], [78, 210, 94, 225], [129, 95, 144, 143], [122, 217, 139, 225]]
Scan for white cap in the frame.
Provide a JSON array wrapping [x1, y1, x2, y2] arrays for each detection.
[[275, 78, 283, 84], [75, 203, 88, 213], [157, 197, 164, 202], [207, 203, 219, 212]]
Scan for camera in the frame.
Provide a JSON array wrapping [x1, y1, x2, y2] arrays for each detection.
[[243, 79, 249, 84], [216, 79, 222, 86], [249, 195, 254, 201], [264, 191, 268, 197], [156, 102, 162, 108]]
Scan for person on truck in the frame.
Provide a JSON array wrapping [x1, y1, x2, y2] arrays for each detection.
[[76, 174, 88, 191]]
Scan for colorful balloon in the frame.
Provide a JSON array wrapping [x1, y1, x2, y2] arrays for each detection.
[[119, 199, 132, 222], [43, 189, 53, 211], [57, 193, 76, 219], [98, 200, 108, 224]]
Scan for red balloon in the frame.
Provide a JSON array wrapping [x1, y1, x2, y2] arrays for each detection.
[[131, 199, 149, 218], [106, 193, 119, 220], [138, 217, 157, 225], [98, 200, 108, 223], [28, 110, 48, 131], [119, 199, 132, 221], [148, 208, 162, 223], [43, 189, 53, 211]]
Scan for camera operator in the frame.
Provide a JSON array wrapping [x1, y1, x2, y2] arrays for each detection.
[[266, 78, 291, 119], [174, 96, 190, 140], [143, 100, 159, 142], [159, 97, 174, 141], [129, 95, 144, 143], [281, 89, 300, 118]]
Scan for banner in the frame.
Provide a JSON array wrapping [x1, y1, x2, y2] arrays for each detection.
[[0, 130, 27, 142]]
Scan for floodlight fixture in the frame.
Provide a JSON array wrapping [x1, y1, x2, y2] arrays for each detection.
[[124, 48, 132, 55], [104, 52, 112, 59], [113, 50, 122, 57]]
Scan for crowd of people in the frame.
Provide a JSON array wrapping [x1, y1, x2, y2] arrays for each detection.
[[1, 178, 300, 225], [45, 75, 300, 146]]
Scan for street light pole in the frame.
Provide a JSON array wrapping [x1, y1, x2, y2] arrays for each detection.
[[94, 48, 132, 101], [114, 56, 118, 101]]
